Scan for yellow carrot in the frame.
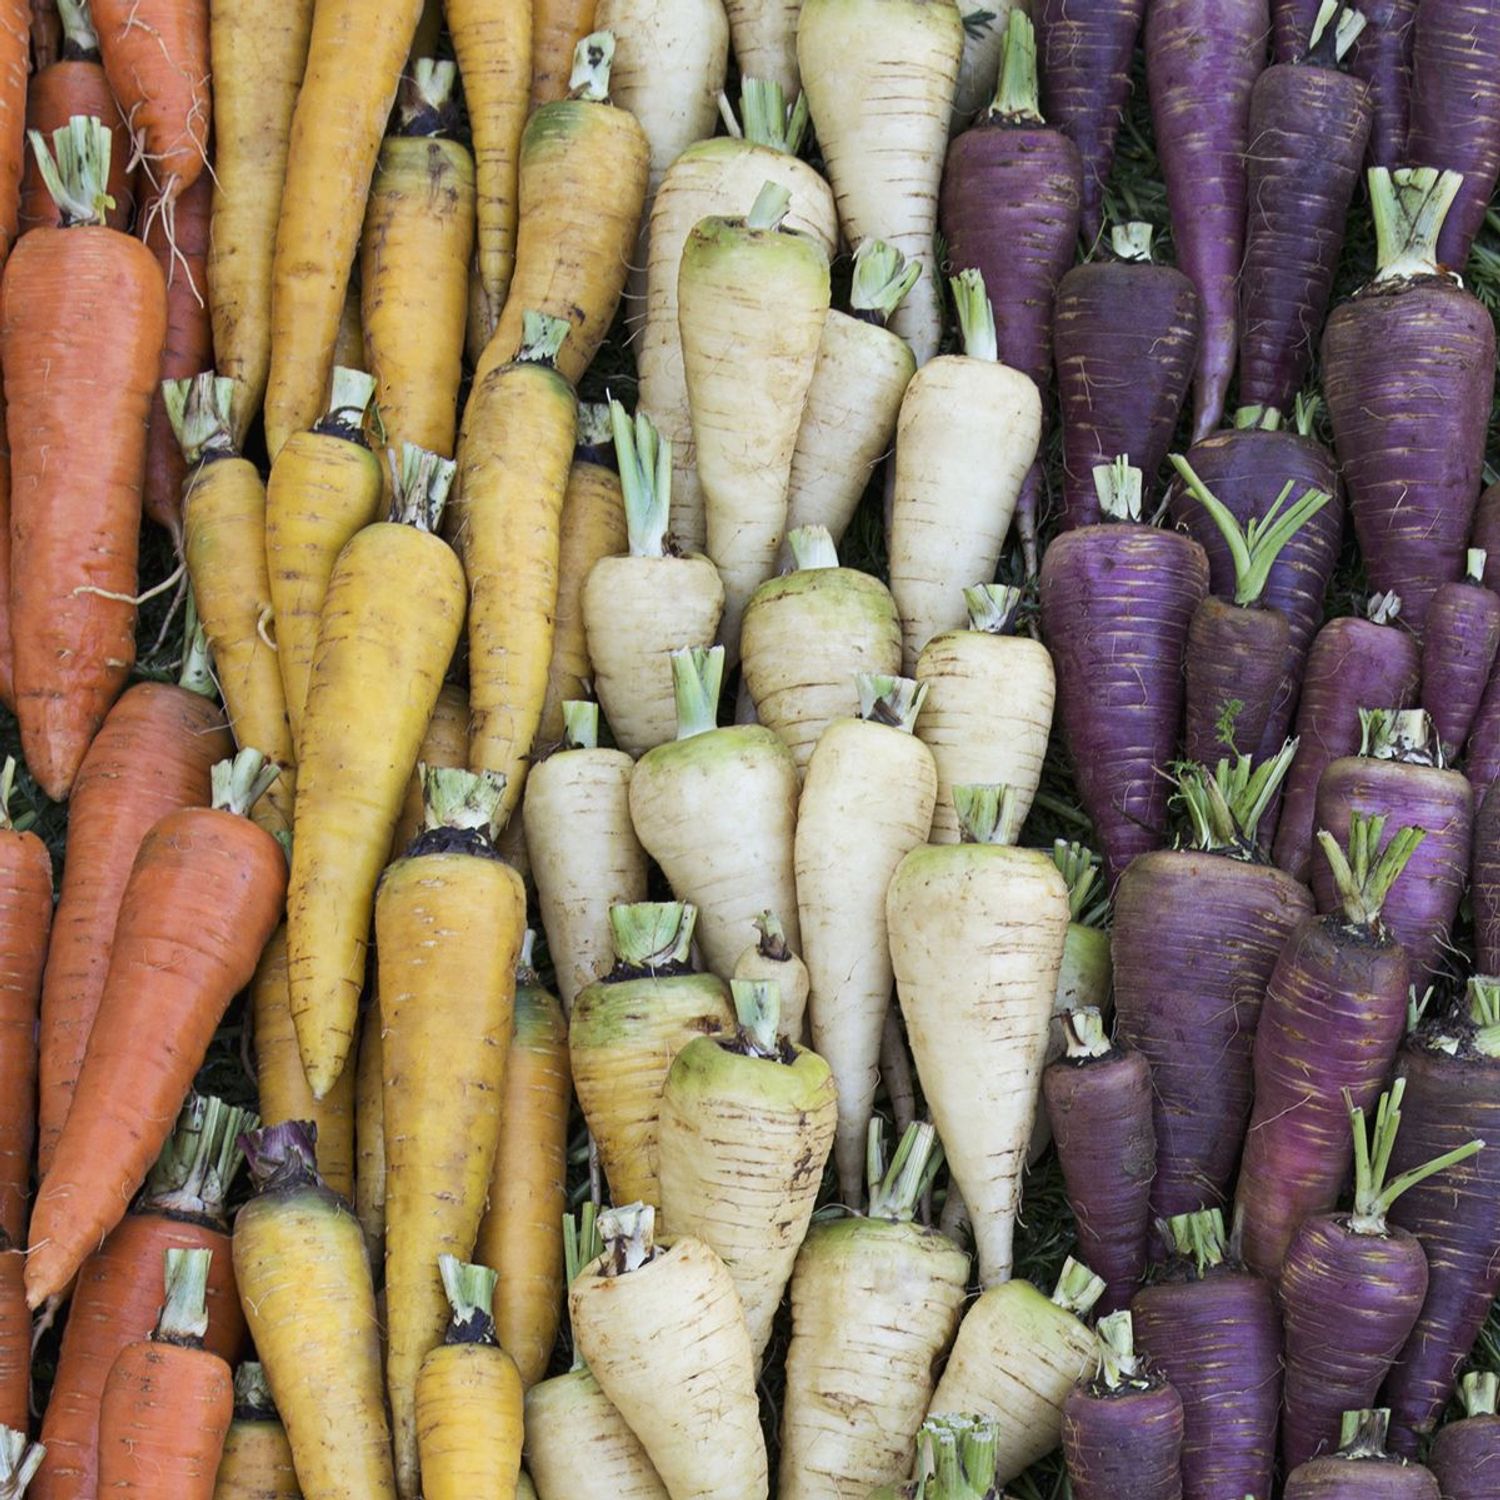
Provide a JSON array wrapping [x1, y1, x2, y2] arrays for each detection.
[[393, 682, 471, 856], [212, 1362, 301, 1500]]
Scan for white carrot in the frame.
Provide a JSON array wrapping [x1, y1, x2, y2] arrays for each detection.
[[726, 0, 802, 97], [731, 911, 810, 1042]]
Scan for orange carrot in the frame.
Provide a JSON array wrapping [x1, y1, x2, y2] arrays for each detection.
[[26, 750, 287, 1307], [35, 625, 229, 1178], [0, 385, 11, 713], [0, 0, 26, 266], [2, 117, 167, 799], [530, 0, 596, 105], [0, 1233, 25, 1432]]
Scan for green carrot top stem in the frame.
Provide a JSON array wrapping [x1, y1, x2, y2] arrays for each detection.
[[953, 784, 1023, 847], [1368, 166, 1463, 284], [562, 1203, 603, 1370], [609, 398, 671, 558], [746, 179, 792, 232], [1111, 223, 1154, 263], [865, 1119, 945, 1222], [986, 8, 1042, 126], [912, 1414, 1003, 1499], [1063, 1008, 1112, 1061], [857, 673, 928, 733], [1051, 840, 1108, 925], [516, 928, 538, 985], [561, 700, 600, 750], [731, 77, 811, 156], [749, 910, 791, 961], [1163, 1208, 1229, 1277], [211, 749, 280, 818], [1440, 975, 1500, 1060], [1468, 976, 1500, 1029], [146, 1092, 259, 1221], [232, 1362, 278, 1419], [1460, 1371, 1500, 1419], [515, 310, 571, 369], [1093, 457, 1144, 523], [576, 401, 613, 451], [57, 0, 100, 57], [949, 269, 998, 361], [849, 239, 921, 325], [395, 58, 460, 136], [1052, 1256, 1107, 1317], [1306, 0, 1366, 62], [437, 1255, 500, 1346], [163, 373, 239, 464], [1092, 1311, 1152, 1392], [1367, 590, 1404, 626], [730, 978, 783, 1056], [568, 31, 615, 102], [1174, 742, 1298, 858], [313, 365, 378, 441], [30, 114, 113, 227], [608, 901, 698, 971], [963, 583, 1023, 636], [1335, 1408, 1395, 1461], [0, 1424, 46, 1497], [1359, 707, 1443, 767], [1467, 548, 1488, 584], [788, 524, 839, 570], [597, 1201, 658, 1277], [1315, 812, 1426, 932], [179, 604, 217, 700], [418, 766, 506, 839], [153, 1248, 211, 1347], [1234, 405, 1285, 432], [670, 645, 724, 740], [388, 442, 456, 532], [1169, 456, 1332, 606], [0, 759, 18, 835]]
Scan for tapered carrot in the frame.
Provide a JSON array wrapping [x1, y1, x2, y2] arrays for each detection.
[[394, 682, 471, 855], [35, 630, 229, 1177], [212, 1363, 300, 1500], [0, 0, 26, 267], [0, 386, 11, 713], [26, 750, 287, 1307], [0, 1234, 25, 1433], [3, 117, 167, 799]]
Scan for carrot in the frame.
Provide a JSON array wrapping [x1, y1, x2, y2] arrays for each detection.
[[361, 61, 476, 467], [378, 767, 526, 1498], [0, 1430, 44, 1498], [457, 312, 578, 827], [3, 117, 167, 799], [354, 989, 386, 1271], [35, 628, 229, 1178], [0, 1234, 25, 1433], [233, 1122, 395, 1499], [98, 1248, 234, 1497], [251, 925, 356, 1201], [143, 169, 212, 539], [288, 446, 467, 1100], [0, 386, 12, 713], [20, 0, 135, 234], [168, 374, 298, 837], [414, 1257, 525, 1499], [32, 1095, 251, 1500], [262, 366, 383, 757], [394, 682, 471, 856], [532, 0, 597, 105], [474, 937, 572, 1389], [0, 0, 26, 267], [0, 759, 52, 1243], [25, 750, 287, 1307], [262, 0, 423, 456], [206, 0, 313, 441], [732, 911, 809, 1041], [212, 1363, 300, 1500]]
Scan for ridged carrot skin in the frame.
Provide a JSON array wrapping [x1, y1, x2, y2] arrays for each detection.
[[1270, 0, 1320, 59], [1422, 569, 1500, 759], [1427, 1376, 1500, 1498], [1284, 1447, 1440, 1498], [0, 0, 28, 265], [0, 1240, 25, 1433], [1349, 1, 1418, 168], [1062, 1367, 1185, 1500]]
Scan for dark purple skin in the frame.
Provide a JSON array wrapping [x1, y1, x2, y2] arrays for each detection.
[[1465, 667, 1500, 810], [1407, 0, 1500, 270], [1038, 526, 1210, 889], [1473, 787, 1500, 973], [1035, 0, 1147, 245], [1132, 1259, 1282, 1500], [1350, 0, 1420, 168], [1428, 1410, 1500, 1498], [1313, 759, 1474, 982], [1322, 280, 1496, 637], [1062, 1374, 1185, 1500], [1113, 852, 1314, 1219], [1285, 1454, 1441, 1498], [1471, 481, 1500, 592], [1382, 1032, 1500, 1452], [1237, 62, 1371, 419], [1054, 257, 1201, 529], [1423, 579, 1500, 757], [1271, 0, 1323, 60], [1273, 617, 1423, 883], [1280, 1214, 1430, 1470], [1183, 597, 1291, 762], [1146, 0, 1270, 441], [1234, 914, 1412, 1279], [1043, 1043, 1156, 1312]]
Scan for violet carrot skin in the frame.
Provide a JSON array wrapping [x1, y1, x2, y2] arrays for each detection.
[[1285, 1408, 1441, 1498], [1113, 747, 1312, 1219], [1463, 664, 1500, 812], [1146, 0, 1270, 440], [1270, 0, 1320, 60], [1312, 709, 1473, 983], [1235, 813, 1423, 1279], [1422, 550, 1500, 760], [1279, 1081, 1482, 1471], [1043, 1008, 1155, 1314], [1062, 1311, 1184, 1500], [1381, 977, 1500, 1452], [1476, 792, 1500, 974], [1131, 1209, 1282, 1500], [1053, 224, 1200, 530], [1321, 167, 1496, 635], [1427, 1372, 1500, 1498], [1039, 459, 1209, 889], [1472, 482, 1500, 590], [1350, 0, 1419, 168]]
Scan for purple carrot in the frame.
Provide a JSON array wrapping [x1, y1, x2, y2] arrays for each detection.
[[1171, 455, 1332, 762], [1062, 1311, 1185, 1500], [1280, 1080, 1482, 1470], [1381, 977, 1500, 1452], [1321, 167, 1496, 635], [1285, 1409, 1441, 1498], [1238, 11, 1372, 422], [1044, 1008, 1156, 1313], [1039, 460, 1209, 888], [1146, 0, 1270, 440], [1053, 224, 1200, 530], [1235, 812, 1423, 1278], [941, 9, 1081, 574], [1113, 747, 1313, 1219], [1131, 1209, 1282, 1500], [1427, 1372, 1500, 1499], [1272, 0, 1324, 60], [1475, 788, 1500, 974], [1472, 482, 1500, 591], [1313, 709, 1474, 982], [1407, 0, 1500, 270], [1423, 550, 1500, 761], [1350, 0, 1420, 168], [1273, 595, 1423, 883], [1465, 663, 1500, 810], [1035, 0, 1147, 245]]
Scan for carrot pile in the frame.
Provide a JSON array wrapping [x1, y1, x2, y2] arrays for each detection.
[[3, 0, 1500, 1496]]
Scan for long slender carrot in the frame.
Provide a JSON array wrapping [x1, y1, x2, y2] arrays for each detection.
[[26, 751, 287, 1307], [0, 386, 11, 713], [0, 1234, 25, 1433], [2, 117, 167, 799], [35, 624, 229, 1177]]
